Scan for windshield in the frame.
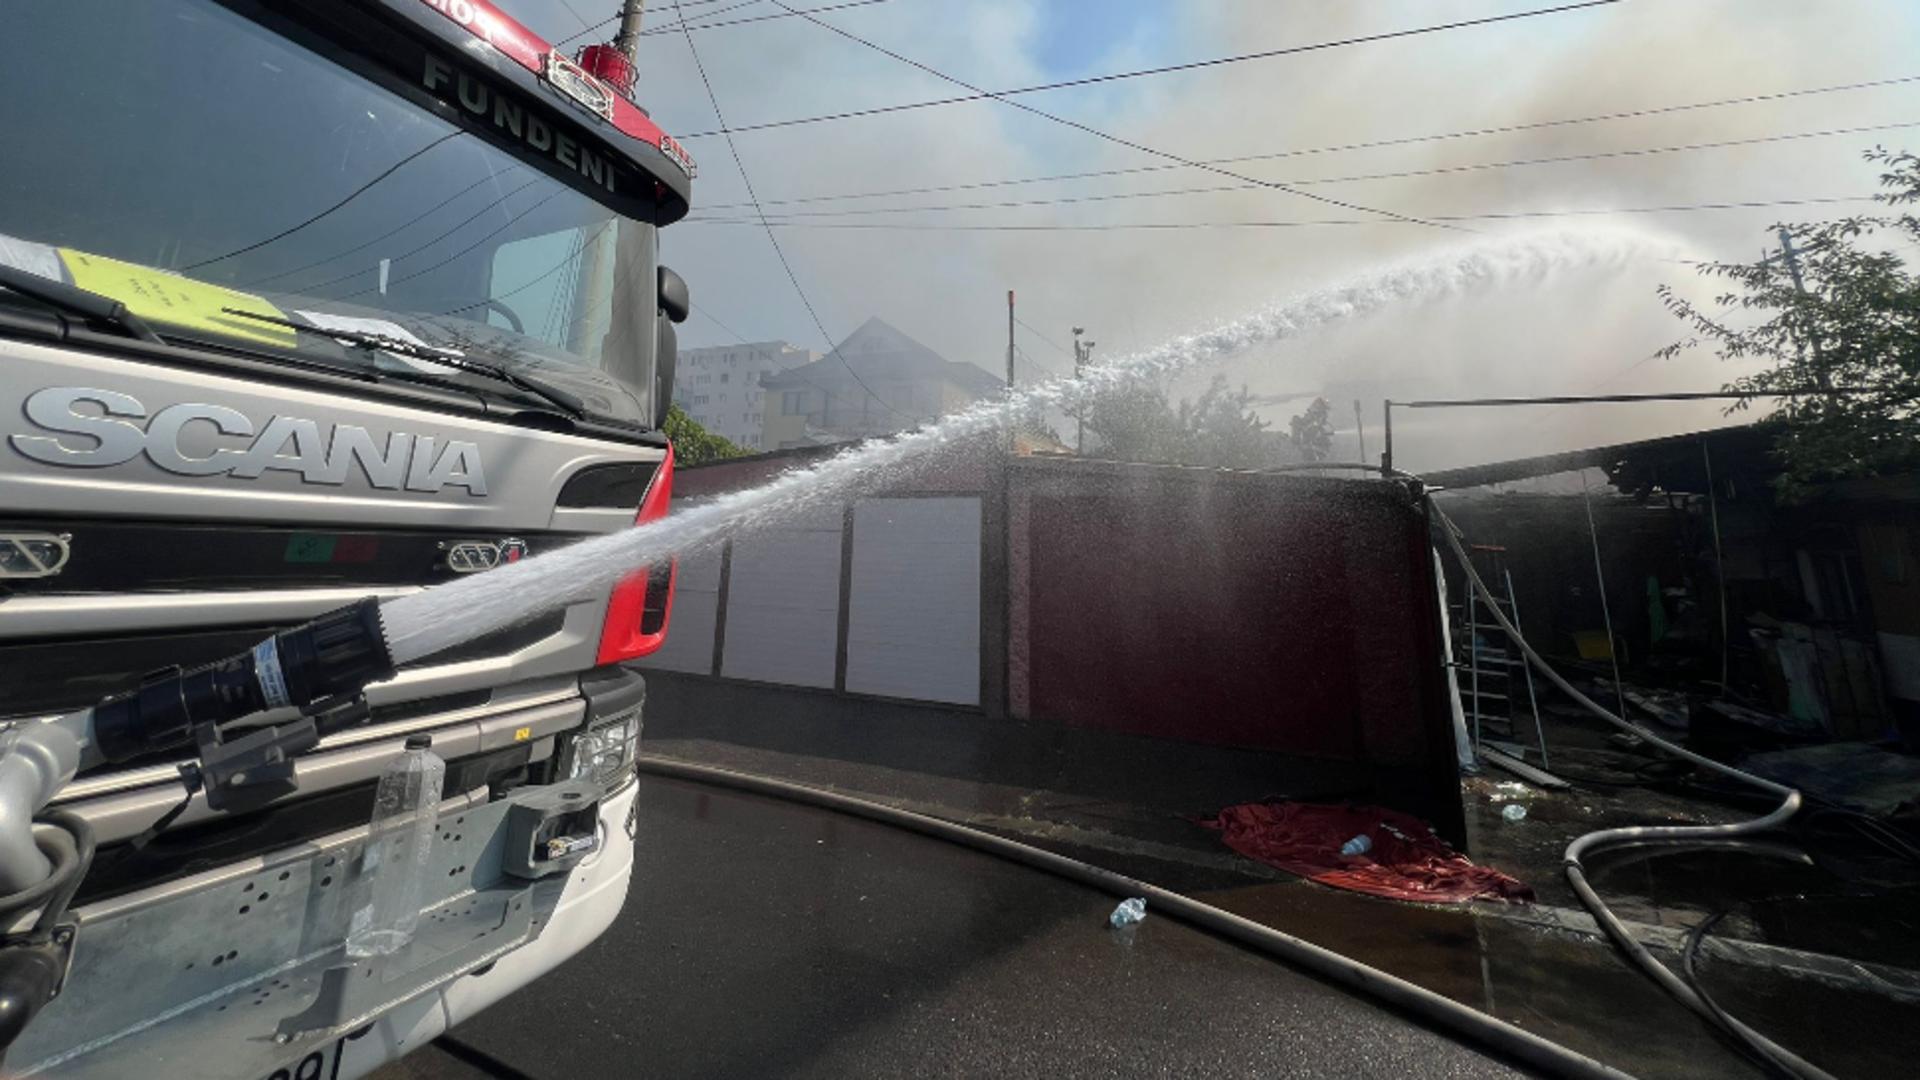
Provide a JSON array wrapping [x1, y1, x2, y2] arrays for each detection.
[[0, 0, 659, 425]]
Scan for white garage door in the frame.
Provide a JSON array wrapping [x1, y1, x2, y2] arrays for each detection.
[[720, 509, 843, 688], [845, 497, 981, 705], [635, 547, 722, 676]]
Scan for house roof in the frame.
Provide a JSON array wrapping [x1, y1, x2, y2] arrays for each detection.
[[761, 317, 1003, 395], [1421, 423, 1774, 492]]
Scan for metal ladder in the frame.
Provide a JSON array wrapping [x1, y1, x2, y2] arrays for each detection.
[[1450, 543, 1550, 768]]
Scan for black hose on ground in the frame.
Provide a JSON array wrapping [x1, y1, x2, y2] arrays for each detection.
[[1683, 910, 1790, 1078], [1802, 806, 1920, 867], [636, 755, 1635, 1080], [1431, 501, 1837, 1080]]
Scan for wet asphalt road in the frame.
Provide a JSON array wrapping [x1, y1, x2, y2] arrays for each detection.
[[385, 776, 1528, 1079]]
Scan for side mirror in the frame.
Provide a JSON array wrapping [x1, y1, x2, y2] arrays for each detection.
[[654, 318, 676, 430], [657, 265, 689, 324]]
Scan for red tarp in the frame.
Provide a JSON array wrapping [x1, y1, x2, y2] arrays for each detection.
[[1200, 801, 1532, 904]]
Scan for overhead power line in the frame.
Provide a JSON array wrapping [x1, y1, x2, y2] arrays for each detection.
[[681, 1, 1622, 140], [668, 0, 912, 421], [553, 0, 595, 36], [698, 73, 1920, 214], [762, 1, 1451, 230], [555, 0, 890, 48], [689, 120, 1920, 223], [639, 0, 891, 37], [304, 176, 548, 295], [341, 186, 566, 299], [241, 163, 530, 288], [681, 193, 1883, 232], [1013, 316, 1072, 358], [184, 132, 463, 269], [553, 0, 740, 48], [642, 0, 762, 37], [1013, 344, 1068, 381], [553, 0, 597, 33]]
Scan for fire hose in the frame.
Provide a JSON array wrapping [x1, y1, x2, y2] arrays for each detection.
[[1431, 498, 1834, 1080], [0, 479, 1850, 1076], [0, 597, 393, 1053], [636, 756, 1637, 1080]]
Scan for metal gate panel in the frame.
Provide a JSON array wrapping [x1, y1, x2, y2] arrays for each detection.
[[639, 548, 723, 675], [720, 510, 842, 688], [845, 497, 981, 705]]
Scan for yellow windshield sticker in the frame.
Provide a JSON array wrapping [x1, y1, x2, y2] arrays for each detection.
[[56, 248, 296, 348]]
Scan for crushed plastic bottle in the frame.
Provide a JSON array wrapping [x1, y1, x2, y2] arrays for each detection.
[[1109, 897, 1147, 928], [1501, 803, 1528, 823], [1340, 834, 1373, 857], [347, 734, 445, 958]]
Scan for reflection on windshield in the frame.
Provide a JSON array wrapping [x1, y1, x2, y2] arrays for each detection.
[[0, 0, 657, 422]]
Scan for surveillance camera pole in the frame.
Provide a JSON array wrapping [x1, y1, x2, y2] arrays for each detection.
[[1072, 328, 1095, 455]]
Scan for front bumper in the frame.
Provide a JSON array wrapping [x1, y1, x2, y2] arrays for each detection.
[[8, 776, 639, 1078], [337, 777, 639, 1080]]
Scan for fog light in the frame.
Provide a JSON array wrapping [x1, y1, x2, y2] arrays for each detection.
[[0, 533, 69, 578], [566, 707, 640, 790]]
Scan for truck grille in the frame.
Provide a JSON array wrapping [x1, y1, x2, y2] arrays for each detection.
[[0, 615, 564, 719], [0, 517, 588, 594]]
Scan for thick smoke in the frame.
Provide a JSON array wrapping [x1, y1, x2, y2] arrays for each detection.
[[380, 226, 1663, 660], [514, 0, 1919, 470]]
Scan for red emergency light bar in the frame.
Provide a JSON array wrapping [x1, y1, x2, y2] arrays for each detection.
[[413, 0, 695, 178]]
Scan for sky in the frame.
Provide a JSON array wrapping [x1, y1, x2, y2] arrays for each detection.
[[500, 0, 1920, 471]]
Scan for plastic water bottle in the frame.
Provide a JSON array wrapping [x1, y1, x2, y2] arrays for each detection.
[[1340, 834, 1373, 857], [347, 734, 444, 958], [1109, 897, 1147, 928]]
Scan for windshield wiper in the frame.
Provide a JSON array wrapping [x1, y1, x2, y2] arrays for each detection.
[[0, 263, 164, 343], [222, 308, 586, 418]]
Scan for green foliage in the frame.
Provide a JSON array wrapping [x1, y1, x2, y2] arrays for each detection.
[[1083, 376, 1188, 463], [1175, 377, 1273, 468], [1660, 148, 1920, 500], [1082, 375, 1332, 469], [662, 404, 745, 466], [1287, 396, 1335, 463]]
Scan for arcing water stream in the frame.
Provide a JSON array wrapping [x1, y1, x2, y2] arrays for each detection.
[[377, 227, 1674, 664]]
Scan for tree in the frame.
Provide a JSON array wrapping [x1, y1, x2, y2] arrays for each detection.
[[1659, 148, 1920, 499], [662, 404, 745, 466], [1082, 375, 1326, 469], [1288, 397, 1334, 463], [1177, 376, 1273, 468], [1083, 375, 1186, 463]]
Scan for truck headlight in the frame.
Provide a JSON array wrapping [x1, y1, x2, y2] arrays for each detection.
[[566, 706, 640, 791]]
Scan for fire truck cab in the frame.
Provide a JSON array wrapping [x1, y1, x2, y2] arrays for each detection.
[[0, 2, 692, 1075]]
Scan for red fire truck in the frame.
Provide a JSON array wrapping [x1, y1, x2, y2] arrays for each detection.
[[0, 2, 693, 1075]]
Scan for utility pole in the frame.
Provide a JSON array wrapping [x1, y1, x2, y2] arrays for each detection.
[[1072, 327, 1096, 454], [1381, 399, 1394, 474], [1777, 227, 1811, 293], [612, 0, 647, 60], [1353, 399, 1367, 465], [1005, 291, 1016, 452], [1006, 291, 1016, 392], [1776, 227, 1833, 392]]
